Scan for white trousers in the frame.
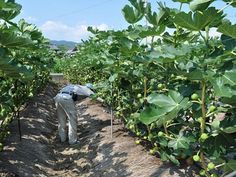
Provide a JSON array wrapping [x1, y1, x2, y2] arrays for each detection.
[[54, 93, 77, 144]]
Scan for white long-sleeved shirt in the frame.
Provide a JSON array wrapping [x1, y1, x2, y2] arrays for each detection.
[[60, 84, 94, 97]]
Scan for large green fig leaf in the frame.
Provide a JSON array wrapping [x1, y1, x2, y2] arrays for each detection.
[[211, 77, 235, 97], [190, 0, 213, 12], [220, 117, 236, 134], [204, 132, 235, 158], [222, 70, 236, 86], [122, 5, 140, 24], [0, 57, 33, 79], [0, 0, 21, 21], [145, 3, 167, 26], [168, 135, 191, 150], [122, 0, 145, 24], [138, 106, 169, 125], [137, 26, 165, 38], [139, 90, 192, 125], [208, 69, 236, 98], [221, 35, 236, 50], [174, 7, 224, 31], [18, 19, 43, 41], [223, 160, 236, 172], [148, 44, 191, 62], [0, 29, 34, 48], [218, 21, 236, 39]]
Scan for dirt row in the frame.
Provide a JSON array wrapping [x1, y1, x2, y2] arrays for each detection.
[[0, 82, 198, 177]]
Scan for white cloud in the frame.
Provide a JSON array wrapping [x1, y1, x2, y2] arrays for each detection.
[[40, 21, 109, 42], [25, 16, 37, 23], [39, 20, 222, 43], [95, 23, 109, 31]]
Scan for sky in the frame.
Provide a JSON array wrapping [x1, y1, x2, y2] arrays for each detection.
[[16, 0, 236, 43]]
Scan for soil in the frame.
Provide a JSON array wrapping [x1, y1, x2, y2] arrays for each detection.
[[0, 82, 198, 177]]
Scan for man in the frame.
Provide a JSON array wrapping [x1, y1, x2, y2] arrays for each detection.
[[54, 83, 94, 145]]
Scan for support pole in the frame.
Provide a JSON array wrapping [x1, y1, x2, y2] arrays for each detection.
[[111, 106, 113, 139], [111, 83, 113, 139], [17, 110, 22, 141]]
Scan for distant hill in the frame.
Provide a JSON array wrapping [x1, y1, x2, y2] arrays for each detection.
[[50, 40, 78, 50]]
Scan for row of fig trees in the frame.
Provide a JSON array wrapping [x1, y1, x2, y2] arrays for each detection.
[[0, 0, 54, 150], [56, 0, 236, 176]]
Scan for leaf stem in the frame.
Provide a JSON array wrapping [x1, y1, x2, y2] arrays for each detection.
[[205, 111, 214, 118], [163, 123, 169, 135], [179, 3, 183, 11], [205, 26, 209, 44], [191, 100, 202, 104], [166, 122, 181, 128], [199, 31, 207, 44], [164, 134, 174, 140], [144, 76, 147, 98], [218, 1, 233, 13], [215, 162, 226, 169], [231, 51, 236, 56]]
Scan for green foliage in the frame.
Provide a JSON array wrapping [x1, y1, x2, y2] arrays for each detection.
[[139, 91, 192, 125], [0, 0, 52, 149], [218, 21, 236, 39], [122, 0, 145, 24], [0, 0, 21, 21], [189, 0, 213, 12], [56, 0, 236, 175], [173, 7, 224, 31], [209, 69, 236, 98]]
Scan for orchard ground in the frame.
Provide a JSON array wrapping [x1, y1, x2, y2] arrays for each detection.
[[0, 82, 198, 177]]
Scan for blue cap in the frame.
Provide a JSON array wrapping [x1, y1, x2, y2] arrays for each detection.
[[85, 83, 93, 89]]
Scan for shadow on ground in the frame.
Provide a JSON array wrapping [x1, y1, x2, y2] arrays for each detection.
[[0, 82, 199, 177], [0, 83, 131, 177]]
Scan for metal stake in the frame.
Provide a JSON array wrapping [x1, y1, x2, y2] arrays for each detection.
[[111, 83, 113, 139]]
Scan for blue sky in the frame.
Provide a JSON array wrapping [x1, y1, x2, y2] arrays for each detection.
[[16, 0, 236, 42]]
